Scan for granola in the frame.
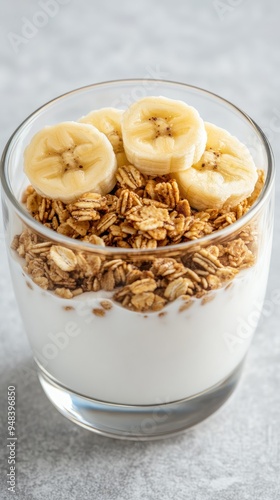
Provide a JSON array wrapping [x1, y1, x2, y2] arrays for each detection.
[[11, 166, 265, 312]]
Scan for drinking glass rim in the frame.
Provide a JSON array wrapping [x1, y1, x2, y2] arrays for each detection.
[[0, 79, 275, 256]]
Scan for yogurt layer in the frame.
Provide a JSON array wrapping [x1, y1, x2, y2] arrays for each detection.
[[9, 250, 269, 405]]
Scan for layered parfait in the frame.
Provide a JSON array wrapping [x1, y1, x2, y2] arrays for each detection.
[[10, 96, 267, 405]]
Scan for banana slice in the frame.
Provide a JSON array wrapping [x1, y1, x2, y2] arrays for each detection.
[[121, 96, 206, 175], [173, 122, 258, 210], [79, 107, 128, 167], [24, 121, 117, 203]]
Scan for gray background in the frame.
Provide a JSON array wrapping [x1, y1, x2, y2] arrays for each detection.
[[0, 0, 280, 498]]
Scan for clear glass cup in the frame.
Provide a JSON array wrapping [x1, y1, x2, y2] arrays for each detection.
[[1, 80, 275, 440]]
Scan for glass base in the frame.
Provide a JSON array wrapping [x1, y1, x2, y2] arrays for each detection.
[[38, 362, 243, 440], [38, 362, 243, 441]]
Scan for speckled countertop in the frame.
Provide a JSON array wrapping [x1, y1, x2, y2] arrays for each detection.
[[0, 1, 280, 498]]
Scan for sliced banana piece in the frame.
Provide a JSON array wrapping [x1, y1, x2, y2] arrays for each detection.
[[24, 121, 117, 203], [79, 107, 128, 167], [121, 96, 206, 175], [173, 122, 258, 210]]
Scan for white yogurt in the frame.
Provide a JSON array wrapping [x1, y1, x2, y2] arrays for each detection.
[[9, 250, 269, 405]]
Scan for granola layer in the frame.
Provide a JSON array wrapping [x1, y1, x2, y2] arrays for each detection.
[[12, 167, 264, 312]]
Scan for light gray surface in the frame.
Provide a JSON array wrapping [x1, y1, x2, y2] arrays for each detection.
[[0, 1, 280, 498]]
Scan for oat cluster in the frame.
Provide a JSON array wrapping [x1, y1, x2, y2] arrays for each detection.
[[12, 166, 264, 312], [23, 165, 264, 248]]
